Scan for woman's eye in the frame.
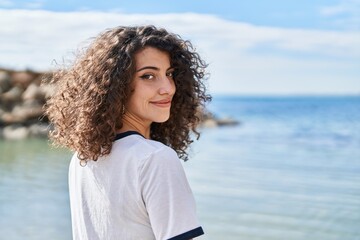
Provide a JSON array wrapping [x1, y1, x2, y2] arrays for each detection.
[[140, 74, 154, 80], [166, 72, 174, 78]]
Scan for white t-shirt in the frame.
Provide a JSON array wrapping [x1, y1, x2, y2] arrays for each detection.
[[68, 131, 204, 240]]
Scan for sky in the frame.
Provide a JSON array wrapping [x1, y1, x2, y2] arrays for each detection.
[[0, 0, 359, 95]]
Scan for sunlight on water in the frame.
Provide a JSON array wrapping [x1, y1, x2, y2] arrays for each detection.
[[0, 139, 72, 240]]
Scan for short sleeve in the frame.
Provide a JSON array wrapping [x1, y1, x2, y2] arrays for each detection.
[[139, 146, 204, 240]]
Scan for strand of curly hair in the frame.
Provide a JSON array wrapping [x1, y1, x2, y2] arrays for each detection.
[[44, 25, 211, 162]]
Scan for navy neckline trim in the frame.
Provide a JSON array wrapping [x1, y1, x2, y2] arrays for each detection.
[[113, 131, 144, 141]]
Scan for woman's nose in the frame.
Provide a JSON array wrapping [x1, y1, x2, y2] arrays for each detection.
[[158, 75, 175, 95]]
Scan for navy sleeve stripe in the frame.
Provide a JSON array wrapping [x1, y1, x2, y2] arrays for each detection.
[[167, 227, 204, 240]]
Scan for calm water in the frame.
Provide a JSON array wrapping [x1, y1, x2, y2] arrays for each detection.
[[1, 96, 360, 240]]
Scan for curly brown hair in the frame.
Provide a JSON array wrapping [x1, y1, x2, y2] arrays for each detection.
[[45, 25, 211, 161]]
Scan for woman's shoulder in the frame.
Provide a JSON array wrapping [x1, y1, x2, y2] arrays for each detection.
[[138, 137, 178, 161], [136, 139, 183, 175], [112, 134, 178, 163]]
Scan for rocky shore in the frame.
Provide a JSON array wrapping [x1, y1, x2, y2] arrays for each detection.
[[0, 68, 238, 140], [0, 68, 54, 140]]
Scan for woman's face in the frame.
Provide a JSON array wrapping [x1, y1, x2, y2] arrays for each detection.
[[125, 47, 176, 126]]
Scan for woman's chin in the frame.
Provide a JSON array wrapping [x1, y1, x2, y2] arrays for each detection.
[[153, 115, 170, 123]]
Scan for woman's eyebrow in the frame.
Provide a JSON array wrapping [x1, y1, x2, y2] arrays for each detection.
[[136, 66, 173, 72], [136, 66, 159, 72]]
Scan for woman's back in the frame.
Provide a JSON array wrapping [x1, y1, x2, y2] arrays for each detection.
[[69, 132, 202, 240]]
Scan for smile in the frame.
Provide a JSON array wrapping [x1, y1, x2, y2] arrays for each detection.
[[150, 99, 172, 108]]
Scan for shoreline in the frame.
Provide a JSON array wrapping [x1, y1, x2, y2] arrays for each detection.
[[0, 67, 238, 140]]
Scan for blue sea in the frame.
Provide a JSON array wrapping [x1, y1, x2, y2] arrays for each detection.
[[0, 96, 359, 240]]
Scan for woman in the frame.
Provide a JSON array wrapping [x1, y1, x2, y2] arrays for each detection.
[[45, 25, 211, 240]]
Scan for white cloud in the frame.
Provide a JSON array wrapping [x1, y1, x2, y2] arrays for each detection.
[[0, 9, 359, 95], [321, 5, 348, 16], [320, 0, 360, 16], [320, 0, 360, 30]]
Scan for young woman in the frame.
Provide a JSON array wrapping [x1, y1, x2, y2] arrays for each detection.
[[45, 25, 211, 240]]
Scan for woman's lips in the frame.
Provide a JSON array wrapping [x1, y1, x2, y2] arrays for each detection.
[[150, 99, 172, 107]]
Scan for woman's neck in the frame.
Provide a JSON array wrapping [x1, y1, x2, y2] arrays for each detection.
[[119, 112, 151, 139]]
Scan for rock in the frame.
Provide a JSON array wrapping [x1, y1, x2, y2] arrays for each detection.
[[216, 117, 240, 126], [22, 83, 44, 101], [39, 72, 53, 84], [1, 103, 43, 124], [12, 104, 43, 121], [29, 123, 49, 138], [0, 68, 52, 139], [32, 74, 44, 86], [0, 70, 11, 93], [200, 117, 240, 128], [196, 107, 240, 128], [1, 86, 23, 103], [10, 71, 39, 88], [201, 119, 218, 128], [3, 125, 30, 140], [1, 112, 25, 124], [40, 84, 56, 99], [23, 98, 44, 106]]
